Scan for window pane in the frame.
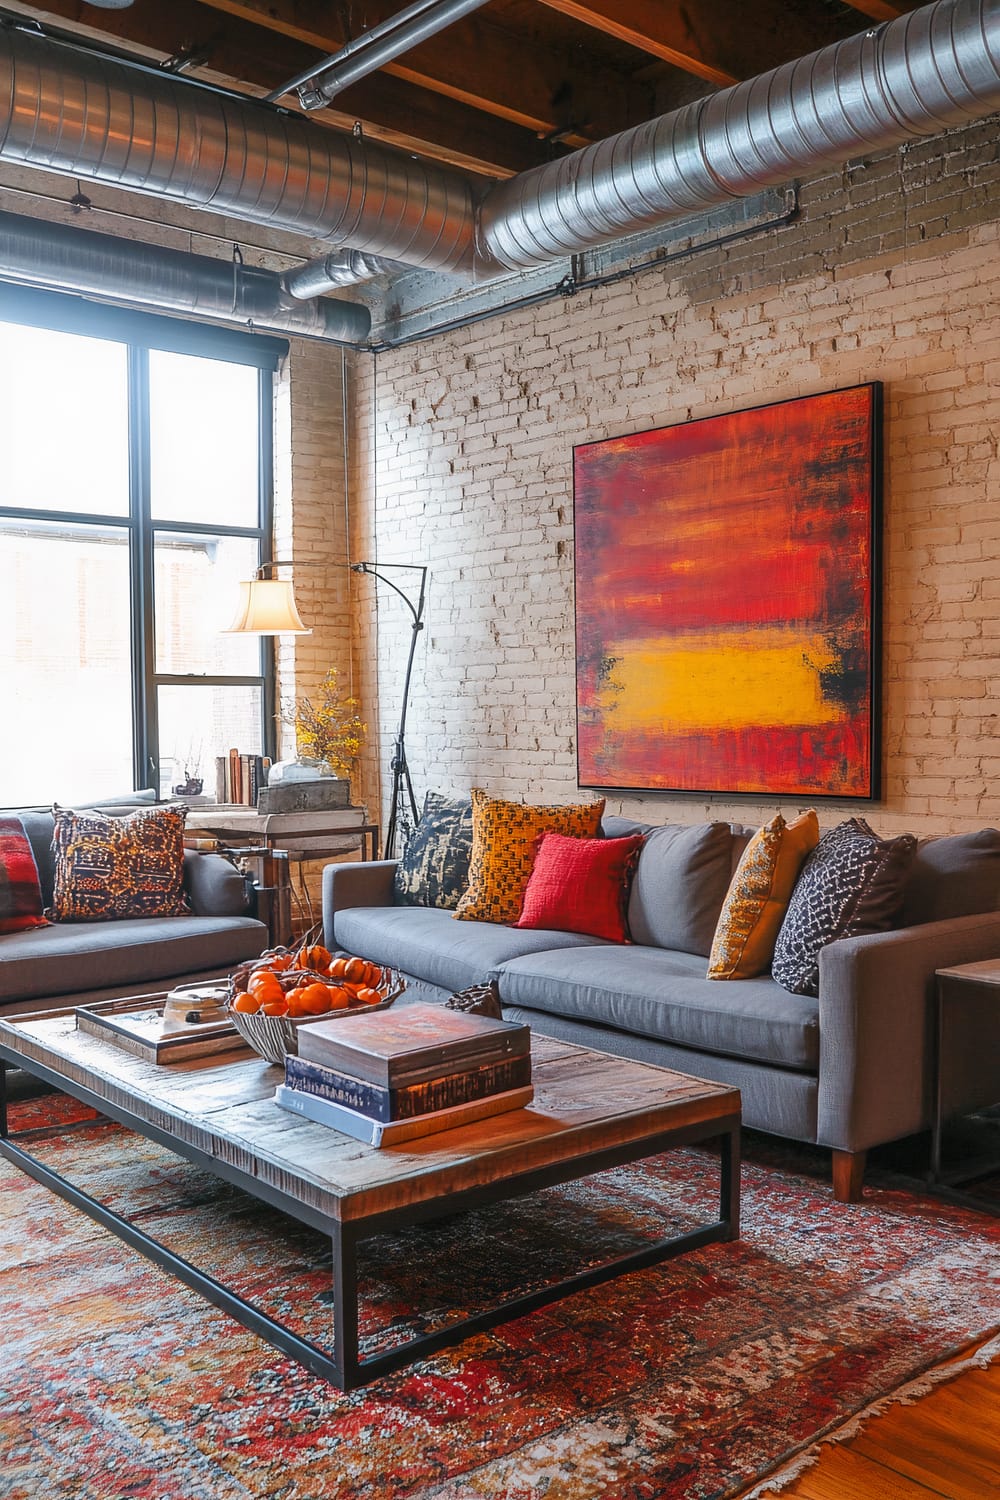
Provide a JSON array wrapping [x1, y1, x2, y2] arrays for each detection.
[[154, 531, 262, 675], [149, 351, 260, 526], [0, 519, 135, 806], [0, 323, 129, 516], [157, 684, 263, 801]]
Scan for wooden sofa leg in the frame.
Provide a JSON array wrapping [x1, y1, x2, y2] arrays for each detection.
[[832, 1149, 867, 1203]]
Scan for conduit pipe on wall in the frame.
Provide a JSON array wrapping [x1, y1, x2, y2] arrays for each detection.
[[478, 0, 1000, 269], [0, 210, 373, 343]]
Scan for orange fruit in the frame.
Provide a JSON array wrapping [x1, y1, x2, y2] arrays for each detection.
[[364, 963, 383, 988], [260, 997, 288, 1016], [327, 957, 348, 980], [356, 987, 381, 1006], [231, 991, 259, 1014], [248, 970, 284, 1003], [320, 983, 350, 1011], [284, 986, 311, 1017], [344, 957, 367, 984]]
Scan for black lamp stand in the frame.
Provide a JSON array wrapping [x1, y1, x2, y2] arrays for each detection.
[[351, 561, 427, 859]]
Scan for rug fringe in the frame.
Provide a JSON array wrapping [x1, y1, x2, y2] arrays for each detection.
[[739, 1327, 1000, 1499]]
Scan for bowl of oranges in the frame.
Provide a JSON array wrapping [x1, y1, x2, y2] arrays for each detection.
[[226, 942, 404, 1065]]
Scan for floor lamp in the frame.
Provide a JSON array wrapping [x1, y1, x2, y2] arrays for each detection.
[[225, 557, 427, 859]]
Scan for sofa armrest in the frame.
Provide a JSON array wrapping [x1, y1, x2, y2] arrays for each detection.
[[817, 910, 1000, 1153], [322, 861, 398, 947], [183, 850, 251, 917]]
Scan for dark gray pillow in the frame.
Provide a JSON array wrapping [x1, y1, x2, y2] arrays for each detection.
[[901, 828, 1000, 927], [393, 792, 473, 910], [627, 822, 735, 957], [772, 818, 918, 997]]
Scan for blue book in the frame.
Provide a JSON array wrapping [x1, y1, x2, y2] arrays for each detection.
[[284, 1051, 532, 1121]]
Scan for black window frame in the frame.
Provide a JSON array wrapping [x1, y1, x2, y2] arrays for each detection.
[[0, 283, 288, 796]]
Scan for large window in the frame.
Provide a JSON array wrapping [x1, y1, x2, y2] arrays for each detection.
[[0, 293, 284, 807]]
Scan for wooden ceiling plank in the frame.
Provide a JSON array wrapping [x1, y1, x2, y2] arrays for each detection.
[[194, 0, 650, 143], [14, 0, 537, 176]]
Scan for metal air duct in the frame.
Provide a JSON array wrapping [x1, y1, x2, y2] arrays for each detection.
[[282, 249, 402, 299], [478, 0, 1000, 269], [0, 22, 478, 274], [0, 210, 373, 343]]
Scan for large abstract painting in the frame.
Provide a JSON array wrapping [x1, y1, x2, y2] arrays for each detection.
[[574, 383, 881, 798]]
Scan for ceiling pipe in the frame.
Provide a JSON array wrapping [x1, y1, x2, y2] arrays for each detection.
[[266, 0, 493, 110], [0, 21, 478, 274], [0, 0, 997, 295], [478, 0, 1000, 269], [0, 209, 372, 343], [282, 249, 403, 299]]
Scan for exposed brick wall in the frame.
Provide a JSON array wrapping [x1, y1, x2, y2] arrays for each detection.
[[348, 116, 1000, 837]]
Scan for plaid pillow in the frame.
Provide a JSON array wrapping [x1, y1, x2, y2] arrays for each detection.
[[50, 804, 190, 922], [0, 816, 48, 934]]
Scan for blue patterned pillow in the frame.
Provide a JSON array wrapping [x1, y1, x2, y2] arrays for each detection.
[[771, 819, 917, 996], [393, 793, 474, 910]]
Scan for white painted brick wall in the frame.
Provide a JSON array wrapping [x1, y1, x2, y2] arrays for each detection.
[[347, 121, 1000, 837]]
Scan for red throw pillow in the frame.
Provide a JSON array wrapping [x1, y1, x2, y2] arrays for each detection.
[[0, 816, 48, 934], [515, 832, 645, 942]]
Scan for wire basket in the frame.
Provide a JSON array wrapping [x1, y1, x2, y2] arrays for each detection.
[[227, 969, 405, 1066]]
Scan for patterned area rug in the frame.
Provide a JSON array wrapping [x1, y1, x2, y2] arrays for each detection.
[[1, 1090, 998, 1500]]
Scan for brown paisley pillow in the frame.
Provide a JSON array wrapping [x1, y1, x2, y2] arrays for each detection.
[[50, 804, 190, 922]]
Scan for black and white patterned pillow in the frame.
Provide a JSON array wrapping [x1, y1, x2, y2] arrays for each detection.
[[771, 819, 917, 996], [393, 792, 473, 910]]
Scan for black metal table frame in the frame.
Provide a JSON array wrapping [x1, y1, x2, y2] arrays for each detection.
[[0, 1048, 740, 1392]]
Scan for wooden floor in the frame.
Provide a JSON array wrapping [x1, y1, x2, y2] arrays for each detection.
[[743, 1339, 1000, 1499]]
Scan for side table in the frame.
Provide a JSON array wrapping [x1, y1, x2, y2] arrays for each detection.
[[931, 959, 1000, 1184]]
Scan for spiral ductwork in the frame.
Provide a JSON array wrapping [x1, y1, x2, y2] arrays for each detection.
[[477, 0, 1000, 270], [0, 23, 477, 273], [0, 0, 997, 302], [0, 210, 373, 342]]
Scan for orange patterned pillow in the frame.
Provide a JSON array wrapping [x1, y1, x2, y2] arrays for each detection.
[[707, 810, 819, 980], [454, 790, 606, 925], [50, 804, 190, 922]]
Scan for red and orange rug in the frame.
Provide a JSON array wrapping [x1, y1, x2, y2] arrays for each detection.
[[1, 1093, 998, 1500]]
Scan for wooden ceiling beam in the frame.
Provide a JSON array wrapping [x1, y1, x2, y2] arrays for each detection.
[[14, 0, 543, 176], [194, 0, 652, 146], [533, 0, 908, 88]]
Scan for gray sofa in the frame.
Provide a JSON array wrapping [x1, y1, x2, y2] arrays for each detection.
[[0, 807, 268, 1017], [322, 815, 1000, 1201]]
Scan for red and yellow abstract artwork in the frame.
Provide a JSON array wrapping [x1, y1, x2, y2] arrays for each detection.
[[574, 384, 881, 797]]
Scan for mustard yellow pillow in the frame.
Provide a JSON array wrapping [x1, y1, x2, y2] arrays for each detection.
[[454, 790, 605, 925], [707, 811, 819, 980]]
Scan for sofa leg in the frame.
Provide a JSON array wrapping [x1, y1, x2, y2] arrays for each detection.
[[831, 1149, 867, 1203]]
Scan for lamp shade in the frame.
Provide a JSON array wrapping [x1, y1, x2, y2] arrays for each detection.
[[223, 579, 311, 634]]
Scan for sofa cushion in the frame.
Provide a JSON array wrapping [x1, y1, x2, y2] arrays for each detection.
[[708, 811, 819, 980], [772, 818, 918, 997], [494, 945, 819, 1071], [0, 817, 48, 934], [516, 832, 645, 942], [455, 791, 605, 924], [0, 915, 267, 1003], [627, 822, 735, 957], [393, 792, 473, 910], [51, 804, 189, 922], [334, 904, 607, 996], [901, 828, 1000, 927]]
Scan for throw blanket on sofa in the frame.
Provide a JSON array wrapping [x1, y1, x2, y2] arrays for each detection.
[[0, 816, 48, 933]]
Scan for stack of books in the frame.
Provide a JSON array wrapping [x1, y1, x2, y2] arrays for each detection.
[[215, 750, 271, 806], [274, 1001, 533, 1146]]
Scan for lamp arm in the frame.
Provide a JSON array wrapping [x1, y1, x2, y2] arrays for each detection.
[[351, 561, 427, 628]]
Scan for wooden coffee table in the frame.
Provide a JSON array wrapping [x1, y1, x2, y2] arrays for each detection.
[[0, 1006, 740, 1390]]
